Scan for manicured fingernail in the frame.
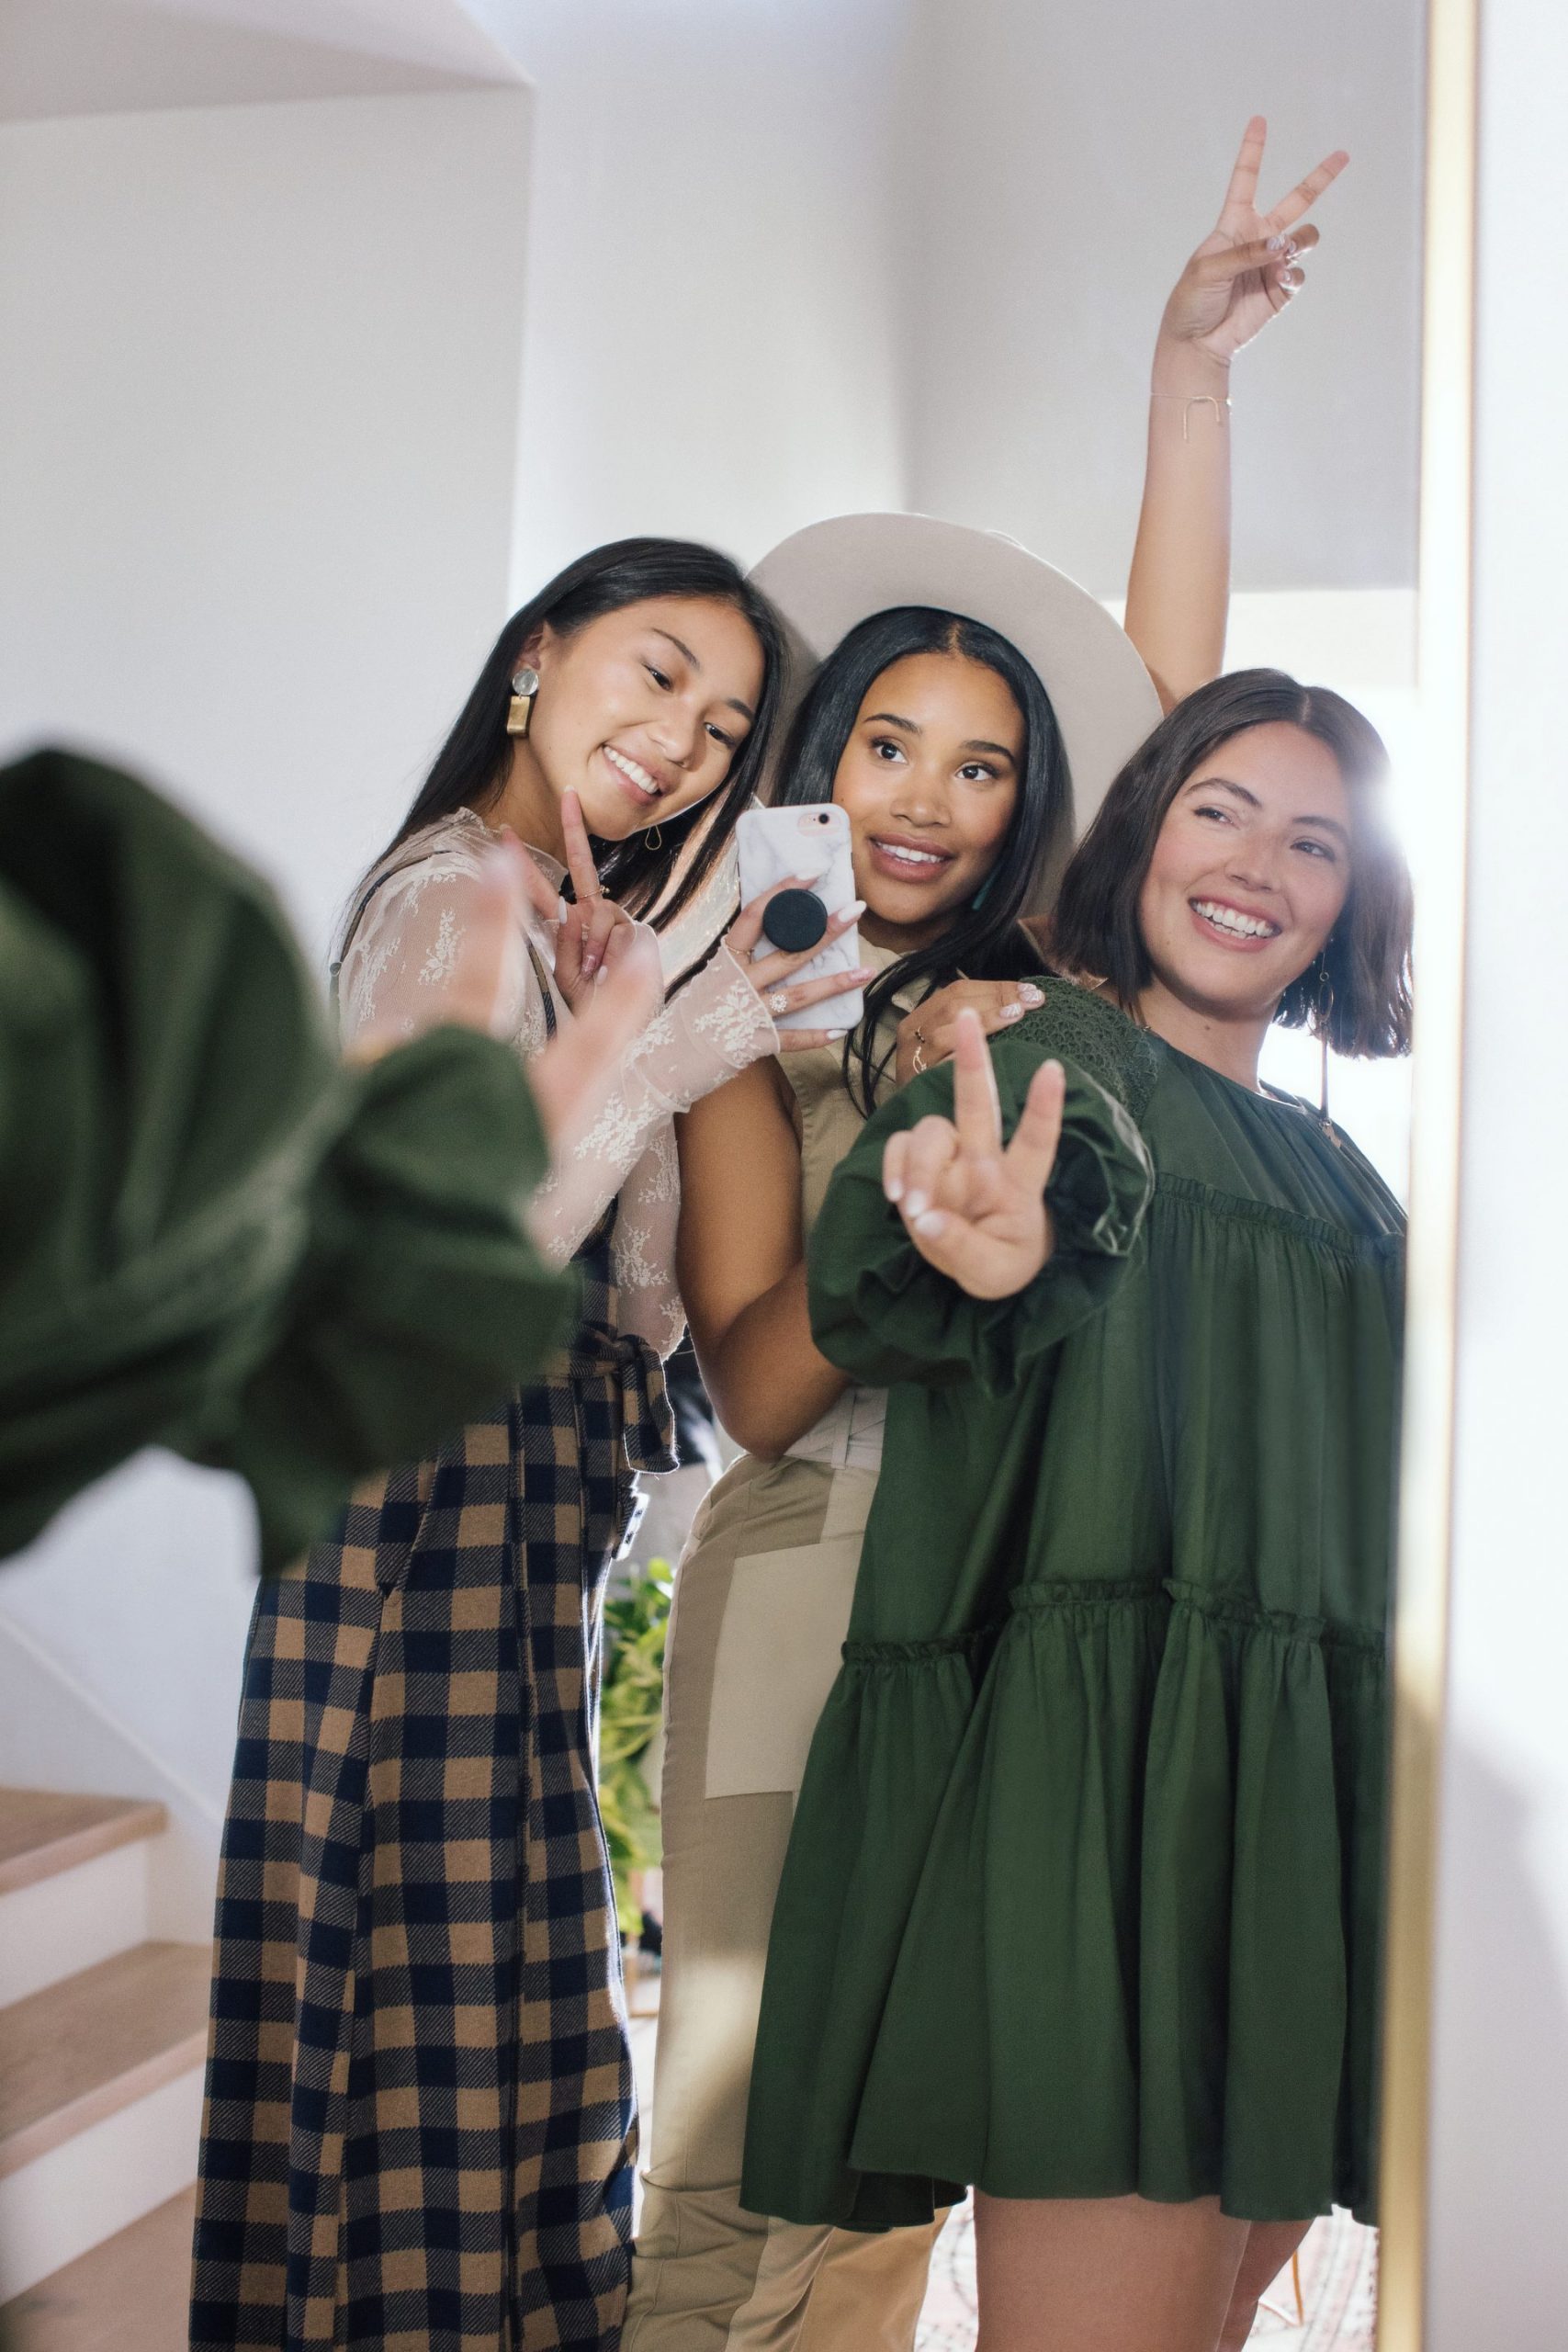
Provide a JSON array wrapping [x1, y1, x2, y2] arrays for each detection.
[[885, 1175, 903, 1201], [1020, 982, 1044, 1004], [827, 1026, 849, 1039], [844, 899, 867, 921], [904, 1190, 929, 1218], [555, 896, 570, 924], [594, 967, 608, 988], [914, 1210, 945, 1238], [1001, 1002, 1023, 1021], [1267, 232, 1292, 254]]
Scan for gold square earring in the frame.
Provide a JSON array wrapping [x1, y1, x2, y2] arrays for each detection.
[[506, 665, 539, 737]]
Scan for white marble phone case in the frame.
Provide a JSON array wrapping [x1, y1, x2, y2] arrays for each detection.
[[736, 803, 864, 1032]]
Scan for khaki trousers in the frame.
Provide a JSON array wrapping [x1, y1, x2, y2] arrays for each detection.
[[624, 1448, 942, 2351]]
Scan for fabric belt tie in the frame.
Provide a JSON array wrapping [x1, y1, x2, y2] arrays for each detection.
[[566, 1320, 677, 1476]]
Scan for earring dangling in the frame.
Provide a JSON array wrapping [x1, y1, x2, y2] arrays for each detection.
[[506, 665, 539, 737], [644, 823, 663, 852], [1314, 956, 1337, 1136]]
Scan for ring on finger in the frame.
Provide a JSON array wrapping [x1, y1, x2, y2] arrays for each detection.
[[768, 989, 790, 1017]]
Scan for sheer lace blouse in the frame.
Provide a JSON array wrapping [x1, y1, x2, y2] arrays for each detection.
[[336, 808, 773, 1355]]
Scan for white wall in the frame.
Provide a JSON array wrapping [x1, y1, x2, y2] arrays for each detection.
[[1426, 3, 1568, 2337], [0, 85, 534, 956], [0, 84, 535, 1920], [893, 0, 1424, 598], [476, 0, 911, 595]]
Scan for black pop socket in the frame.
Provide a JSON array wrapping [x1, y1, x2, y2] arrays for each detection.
[[763, 888, 829, 954]]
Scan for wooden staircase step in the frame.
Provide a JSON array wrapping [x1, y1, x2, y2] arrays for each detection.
[[0, 1790, 166, 1897], [1, 2186, 196, 2351], [0, 1943, 210, 2179]]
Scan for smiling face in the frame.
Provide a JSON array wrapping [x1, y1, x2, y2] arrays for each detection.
[[829, 651, 1024, 950], [1137, 721, 1353, 1028], [521, 594, 764, 841]]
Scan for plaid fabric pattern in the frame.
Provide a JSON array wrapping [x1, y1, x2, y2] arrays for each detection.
[[193, 1223, 674, 2352]]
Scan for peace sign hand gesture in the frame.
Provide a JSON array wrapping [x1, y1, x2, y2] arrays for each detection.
[[881, 1009, 1066, 1301], [1161, 116, 1348, 368], [551, 789, 657, 1013]]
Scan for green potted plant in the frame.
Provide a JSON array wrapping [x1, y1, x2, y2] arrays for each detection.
[[598, 1556, 673, 1942]]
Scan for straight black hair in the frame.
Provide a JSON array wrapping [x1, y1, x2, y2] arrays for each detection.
[[1050, 668, 1414, 1057], [773, 605, 1071, 1111], [365, 536, 787, 942]]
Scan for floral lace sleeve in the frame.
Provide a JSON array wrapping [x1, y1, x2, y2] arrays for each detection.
[[530, 939, 776, 1295], [335, 841, 546, 1057], [338, 827, 778, 1354]]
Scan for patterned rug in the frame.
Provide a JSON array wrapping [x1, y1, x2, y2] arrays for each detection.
[[914, 2199, 1378, 2350]]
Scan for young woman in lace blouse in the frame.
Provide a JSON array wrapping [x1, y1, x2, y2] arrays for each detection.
[[192, 537, 863, 2352]]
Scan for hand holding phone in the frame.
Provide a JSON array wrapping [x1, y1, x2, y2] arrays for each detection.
[[736, 805, 865, 1034]]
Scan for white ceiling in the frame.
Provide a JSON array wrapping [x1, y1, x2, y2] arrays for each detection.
[[0, 0, 522, 121]]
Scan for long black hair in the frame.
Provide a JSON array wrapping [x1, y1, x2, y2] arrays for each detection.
[[1050, 668, 1413, 1057], [773, 605, 1071, 1109], [369, 537, 787, 937]]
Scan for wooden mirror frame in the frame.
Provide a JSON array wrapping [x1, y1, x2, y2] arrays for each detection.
[[1376, 0, 1479, 2340]]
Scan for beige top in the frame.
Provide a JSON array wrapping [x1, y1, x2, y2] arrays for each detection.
[[336, 808, 777, 1356], [777, 939, 914, 1235], [778, 942, 917, 1473]]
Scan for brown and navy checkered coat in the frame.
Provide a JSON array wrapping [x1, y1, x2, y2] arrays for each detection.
[[192, 1220, 673, 2351]]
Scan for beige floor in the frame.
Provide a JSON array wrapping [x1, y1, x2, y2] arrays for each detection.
[[1, 2188, 196, 2352]]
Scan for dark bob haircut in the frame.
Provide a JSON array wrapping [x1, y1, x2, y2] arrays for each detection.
[[774, 605, 1070, 1109], [371, 536, 788, 940], [1049, 667, 1414, 1058]]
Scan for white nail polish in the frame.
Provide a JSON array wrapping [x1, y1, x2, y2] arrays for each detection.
[[846, 899, 867, 919], [914, 1210, 945, 1238], [1002, 1003, 1022, 1020], [827, 1027, 849, 1039], [905, 1191, 929, 1218], [885, 1178, 904, 1202]]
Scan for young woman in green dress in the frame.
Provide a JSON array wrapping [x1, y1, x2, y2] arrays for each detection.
[[740, 670, 1413, 2352]]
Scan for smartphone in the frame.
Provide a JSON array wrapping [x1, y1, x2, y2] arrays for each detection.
[[736, 804, 864, 1034]]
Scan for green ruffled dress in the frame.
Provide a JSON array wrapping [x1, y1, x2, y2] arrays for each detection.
[[741, 978, 1404, 2232]]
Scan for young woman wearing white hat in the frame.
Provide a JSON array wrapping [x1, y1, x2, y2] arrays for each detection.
[[625, 119, 1346, 2352]]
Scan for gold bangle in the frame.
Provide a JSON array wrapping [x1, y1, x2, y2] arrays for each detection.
[[1152, 391, 1232, 441]]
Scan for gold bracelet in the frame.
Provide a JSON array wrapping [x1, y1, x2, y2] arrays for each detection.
[[1152, 392, 1232, 442]]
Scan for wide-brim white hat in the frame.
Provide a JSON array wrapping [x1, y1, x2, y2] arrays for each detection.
[[750, 512, 1162, 863]]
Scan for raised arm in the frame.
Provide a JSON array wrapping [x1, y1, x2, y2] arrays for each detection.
[[676, 1061, 851, 1458], [1124, 117, 1348, 709]]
